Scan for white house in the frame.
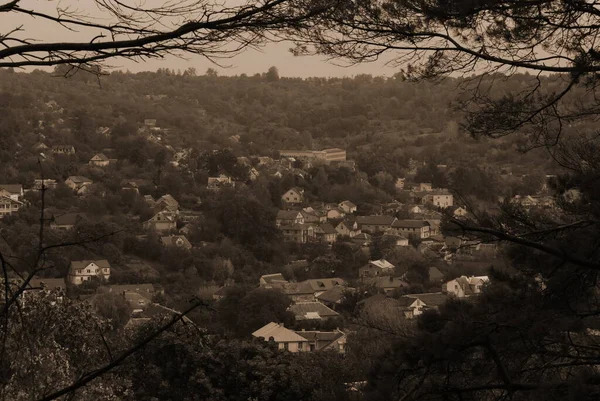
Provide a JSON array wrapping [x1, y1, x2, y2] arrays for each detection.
[[281, 187, 304, 205], [67, 260, 111, 285], [89, 153, 110, 167], [338, 200, 357, 214], [252, 322, 310, 352], [443, 276, 489, 298]]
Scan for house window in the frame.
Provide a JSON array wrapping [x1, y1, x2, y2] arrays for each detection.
[[298, 342, 303, 351], [283, 343, 289, 351], [87, 269, 91, 273]]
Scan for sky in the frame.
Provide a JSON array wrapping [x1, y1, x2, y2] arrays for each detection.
[[5, 0, 398, 78]]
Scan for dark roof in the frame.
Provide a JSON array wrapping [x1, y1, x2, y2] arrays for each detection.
[[52, 212, 87, 226], [316, 285, 350, 304], [108, 284, 155, 294], [316, 223, 338, 235], [91, 153, 109, 161], [356, 215, 396, 226], [66, 175, 92, 183], [429, 266, 445, 280], [0, 184, 22, 194], [406, 292, 449, 307], [295, 330, 345, 342], [69, 259, 110, 271], [277, 210, 302, 220], [366, 276, 409, 289], [289, 302, 340, 319], [392, 219, 430, 228]]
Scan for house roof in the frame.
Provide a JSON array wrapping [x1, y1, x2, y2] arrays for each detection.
[[288, 302, 340, 319], [295, 329, 345, 343], [252, 322, 308, 343], [260, 273, 289, 286], [316, 285, 350, 304], [66, 175, 92, 184], [368, 259, 395, 270], [406, 292, 449, 307], [352, 233, 371, 241], [69, 259, 110, 271], [316, 223, 338, 235], [52, 212, 87, 226], [277, 210, 302, 220], [366, 276, 409, 289], [91, 153, 109, 161], [156, 194, 178, 207], [339, 200, 357, 208], [0, 184, 22, 194], [392, 219, 430, 229], [160, 235, 192, 248], [303, 278, 345, 292], [356, 215, 396, 226]]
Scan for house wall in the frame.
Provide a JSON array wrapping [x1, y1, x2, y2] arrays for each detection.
[[0, 199, 20, 218]]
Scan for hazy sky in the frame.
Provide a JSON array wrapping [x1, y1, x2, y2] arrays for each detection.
[[6, 1, 398, 78]]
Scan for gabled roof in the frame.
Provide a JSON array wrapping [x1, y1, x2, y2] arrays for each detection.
[[285, 187, 304, 195], [392, 219, 430, 229], [90, 153, 109, 161], [316, 285, 350, 304], [406, 292, 449, 307], [29, 277, 65, 290], [52, 212, 87, 226], [288, 302, 340, 319], [295, 329, 345, 345], [339, 200, 357, 208], [315, 223, 338, 235], [252, 322, 308, 342], [277, 210, 302, 220], [302, 278, 345, 292], [356, 215, 396, 226], [66, 175, 92, 184], [156, 194, 178, 207], [0, 184, 23, 194], [69, 259, 110, 271], [429, 266, 445, 281], [160, 235, 192, 248]]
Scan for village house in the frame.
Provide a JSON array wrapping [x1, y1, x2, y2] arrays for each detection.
[[351, 232, 372, 246], [338, 200, 357, 214], [423, 191, 454, 208], [316, 285, 350, 310], [207, 175, 234, 191], [391, 219, 431, 239], [67, 260, 111, 285], [154, 194, 179, 214], [359, 259, 396, 278], [0, 194, 23, 218], [314, 223, 338, 244], [280, 223, 314, 243], [408, 204, 424, 215], [443, 276, 489, 298], [417, 182, 433, 191], [0, 184, 23, 201], [108, 283, 156, 298], [452, 206, 469, 218], [335, 219, 361, 238], [300, 208, 327, 224], [276, 210, 305, 226], [252, 322, 311, 352], [326, 207, 345, 220], [281, 187, 305, 206], [259, 273, 289, 288], [279, 278, 346, 302], [405, 292, 449, 311], [65, 176, 93, 196], [396, 296, 426, 319], [143, 211, 177, 232], [50, 212, 87, 230], [381, 233, 410, 247], [355, 215, 397, 233], [295, 329, 347, 353], [121, 179, 154, 194], [89, 153, 110, 167], [52, 145, 75, 155], [288, 301, 340, 321], [160, 235, 192, 250]]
